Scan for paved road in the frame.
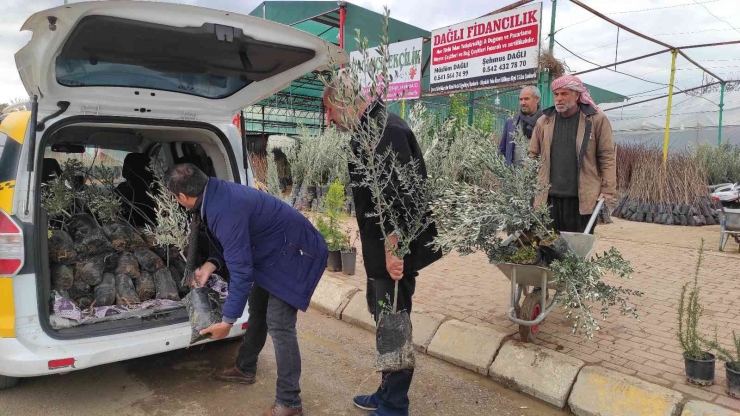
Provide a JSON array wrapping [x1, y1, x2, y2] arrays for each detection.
[[0, 310, 567, 416]]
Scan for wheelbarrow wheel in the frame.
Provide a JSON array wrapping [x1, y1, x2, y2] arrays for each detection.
[[518, 292, 543, 343]]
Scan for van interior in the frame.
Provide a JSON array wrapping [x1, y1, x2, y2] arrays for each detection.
[[37, 121, 238, 338]]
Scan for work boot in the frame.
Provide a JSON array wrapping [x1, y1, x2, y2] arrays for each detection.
[[263, 403, 303, 416], [214, 366, 256, 384]]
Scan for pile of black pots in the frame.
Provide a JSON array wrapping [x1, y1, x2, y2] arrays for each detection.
[[611, 196, 719, 226]]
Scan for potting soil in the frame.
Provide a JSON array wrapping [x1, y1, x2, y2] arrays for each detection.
[[116, 252, 141, 280], [153, 268, 180, 301], [376, 310, 415, 372], [115, 273, 140, 306], [68, 214, 115, 258], [50, 264, 74, 290], [102, 221, 148, 252], [94, 273, 116, 306], [182, 286, 223, 345], [135, 271, 156, 301], [49, 230, 76, 265], [134, 249, 165, 272]]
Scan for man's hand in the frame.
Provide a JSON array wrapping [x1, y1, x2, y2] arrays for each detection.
[[191, 261, 217, 288], [598, 193, 613, 203], [199, 322, 232, 340], [385, 234, 404, 281]]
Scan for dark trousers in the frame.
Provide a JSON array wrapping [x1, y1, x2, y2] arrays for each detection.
[[236, 285, 302, 409], [548, 196, 596, 234], [367, 272, 417, 416]]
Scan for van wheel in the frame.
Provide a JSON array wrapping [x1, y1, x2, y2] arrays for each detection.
[[0, 375, 19, 390]]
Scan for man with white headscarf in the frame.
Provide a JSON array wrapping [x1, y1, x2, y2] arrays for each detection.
[[529, 75, 616, 234]]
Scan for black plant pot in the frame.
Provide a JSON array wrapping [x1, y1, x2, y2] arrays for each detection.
[[684, 352, 716, 386], [307, 186, 318, 201], [327, 250, 342, 272], [341, 250, 357, 275], [727, 362, 740, 398], [320, 185, 330, 199]]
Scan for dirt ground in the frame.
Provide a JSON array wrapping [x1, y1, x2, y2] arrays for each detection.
[[0, 310, 565, 416]]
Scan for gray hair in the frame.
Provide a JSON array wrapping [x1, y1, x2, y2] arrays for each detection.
[[165, 163, 208, 197], [521, 85, 541, 99], [323, 68, 362, 103]]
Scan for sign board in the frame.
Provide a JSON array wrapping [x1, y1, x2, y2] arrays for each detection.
[[350, 38, 424, 101], [429, 2, 542, 94]]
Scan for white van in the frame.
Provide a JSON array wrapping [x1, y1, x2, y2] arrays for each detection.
[[0, 1, 345, 389]]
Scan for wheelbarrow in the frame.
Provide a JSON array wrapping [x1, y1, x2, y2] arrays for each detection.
[[495, 199, 605, 342], [718, 204, 740, 252]]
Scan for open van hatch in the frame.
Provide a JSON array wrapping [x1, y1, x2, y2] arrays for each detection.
[[36, 117, 239, 339]]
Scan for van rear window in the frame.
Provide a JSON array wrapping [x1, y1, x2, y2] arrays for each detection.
[[55, 15, 316, 99], [0, 132, 22, 183]]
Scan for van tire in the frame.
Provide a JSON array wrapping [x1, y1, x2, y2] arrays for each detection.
[[0, 375, 19, 390]]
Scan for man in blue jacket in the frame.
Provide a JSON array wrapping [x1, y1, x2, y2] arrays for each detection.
[[166, 163, 328, 416], [499, 85, 543, 167]]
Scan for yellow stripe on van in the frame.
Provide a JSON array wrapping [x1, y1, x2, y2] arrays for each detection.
[[0, 180, 16, 214], [0, 111, 30, 144], [0, 278, 15, 338]]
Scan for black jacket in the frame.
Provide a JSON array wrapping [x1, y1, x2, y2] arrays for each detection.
[[349, 106, 442, 276]]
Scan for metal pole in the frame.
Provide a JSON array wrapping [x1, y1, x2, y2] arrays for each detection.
[[718, 81, 726, 146], [401, 99, 406, 120], [663, 49, 678, 162], [614, 27, 619, 70], [467, 92, 474, 126], [338, 1, 347, 68], [545, 0, 557, 108], [339, 2, 346, 50]]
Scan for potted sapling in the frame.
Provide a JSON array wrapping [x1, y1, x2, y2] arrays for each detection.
[[341, 229, 359, 276], [677, 240, 716, 386], [706, 329, 740, 398], [317, 180, 346, 272]]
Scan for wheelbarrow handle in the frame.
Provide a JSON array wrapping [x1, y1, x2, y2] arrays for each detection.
[[584, 198, 605, 235]]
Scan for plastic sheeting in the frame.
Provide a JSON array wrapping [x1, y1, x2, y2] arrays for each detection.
[[600, 90, 740, 148]]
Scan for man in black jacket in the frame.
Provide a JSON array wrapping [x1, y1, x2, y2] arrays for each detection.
[[323, 70, 442, 416]]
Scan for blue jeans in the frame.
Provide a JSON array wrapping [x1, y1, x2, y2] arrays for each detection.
[[236, 285, 302, 409]]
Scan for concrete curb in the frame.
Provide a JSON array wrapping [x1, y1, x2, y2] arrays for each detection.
[[489, 340, 585, 409], [312, 273, 740, 415], [681, 400, 740, 416], [568, 366, 684, 416], [426, 320, 507, 375], [340, 290, 375, 332], [410, 309, 446, 353], [309, 275, 358, 318]]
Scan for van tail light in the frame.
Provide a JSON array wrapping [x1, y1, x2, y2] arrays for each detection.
[[0, 210, 24, 276]]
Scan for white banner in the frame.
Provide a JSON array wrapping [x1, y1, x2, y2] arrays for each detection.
[[429, 2, 542, 94], [350, 38, 424, 101]]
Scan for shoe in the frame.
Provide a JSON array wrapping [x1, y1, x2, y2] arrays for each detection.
[[353, 394, 379, 411], [214, 366, 256, 384], [263, 403, 303, 416]]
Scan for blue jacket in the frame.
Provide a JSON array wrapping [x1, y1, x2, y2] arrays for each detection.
[[201, 178, 328, 320], [498, 114, 521, 167]]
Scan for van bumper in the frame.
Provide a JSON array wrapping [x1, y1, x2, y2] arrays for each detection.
[[0, 320, 247, 378]]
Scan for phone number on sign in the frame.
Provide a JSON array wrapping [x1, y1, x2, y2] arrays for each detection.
[[433, 70, 469, 82], [483, 60, 527, 74]]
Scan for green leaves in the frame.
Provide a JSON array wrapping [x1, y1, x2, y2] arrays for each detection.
[[549, 248, 642, 339], [144, 162, 189, 255], [677, 240, 709, 360], [316, 180, 348, 251]]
